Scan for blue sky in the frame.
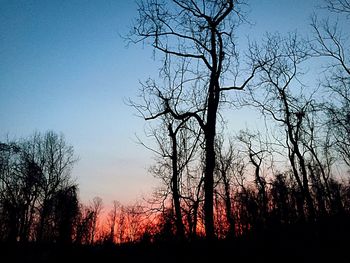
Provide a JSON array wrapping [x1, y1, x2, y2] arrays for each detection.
[[0, 0, 326, 205]]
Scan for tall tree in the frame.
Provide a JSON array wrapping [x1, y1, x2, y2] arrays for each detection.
[[130, 0, 258, 239], [311, 0, 350, 167], [24, 131, 78, 242], [107, 200, 120, 243], [90, 196, 103, 244], [247, 33, 317, 220]]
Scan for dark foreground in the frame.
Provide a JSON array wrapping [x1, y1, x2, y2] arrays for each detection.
[[1, 218, 349, 263]]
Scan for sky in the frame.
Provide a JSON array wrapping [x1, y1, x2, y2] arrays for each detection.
[[0, 0, 327, 207]]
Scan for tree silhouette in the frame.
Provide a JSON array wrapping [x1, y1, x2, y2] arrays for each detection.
[[311, 1, 350, 168], [215, 137, 239, 237], [0, 142, 24, 242], [130, 0, 260, 239], [90, 196, 103, 244], [139, 116, 200, 240], [238, 130, 268, 229], [107, 200, 120, 243], [0, 131, 77, 243], [21, 132, 78, 242], [75, 204, 95, 244], [247, 33, 317, 221], [52, 185, 79, 244]]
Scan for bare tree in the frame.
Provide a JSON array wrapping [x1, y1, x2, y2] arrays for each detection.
[[181, 163, 204, 239], [130, 0, 260, 239], [124, 203, 145, 243], [0, 132, 77, 242], [168, 120, 187, 239], [215, 137, 237, 237], [324, 0, 350, 15], [90, 196, 103, 244], [237, 130, 269, 226], [247, 33, 318, 221], [12, 131, 78, 242], [116, 205, 127, 243], [107, 200, 120, 243], [142, 116, 200, 239], [311, 1, 350, 167], [75, 204, 95, 244]]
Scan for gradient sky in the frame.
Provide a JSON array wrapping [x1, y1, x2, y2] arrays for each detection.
[[0, 0, 326, 206]]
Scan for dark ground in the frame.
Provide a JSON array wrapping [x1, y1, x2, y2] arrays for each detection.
[[1, 217, 349, 263]]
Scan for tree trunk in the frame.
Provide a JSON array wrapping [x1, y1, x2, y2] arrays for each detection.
[[204, 76, 220, 239], [169, 125, 185, 239], [222, 174, 235, 237], [296, 149, 316, 221]]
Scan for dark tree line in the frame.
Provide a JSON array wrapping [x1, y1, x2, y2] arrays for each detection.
[[0, 131, 152, 246], [0, 131, 105, 245], [1, 0, 349, 252], [0, 132, 78, 243]]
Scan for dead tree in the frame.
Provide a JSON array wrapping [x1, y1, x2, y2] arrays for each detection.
[[311, 1, 350, 167], [130, 0, 259, 239], [238, 130, 268, 226], [247, 33, 316, 221]]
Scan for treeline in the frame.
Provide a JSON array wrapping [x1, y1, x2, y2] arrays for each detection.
[[0, 132, 162, 245], [1, 126, 348, 246], [1, 0, 350, 247], [0, 132, 146, 245], [0, 132, 79, 243]]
